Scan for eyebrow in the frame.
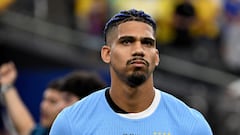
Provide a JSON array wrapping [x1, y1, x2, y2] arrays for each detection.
[[141, 37, 155, 43], [118, 36, 155, 42], [118, 36, 134, 41]]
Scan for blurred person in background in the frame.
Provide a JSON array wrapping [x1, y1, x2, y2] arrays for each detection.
[[221, 0, 240, 73], [215, 79, 240, 135], [50, 9, 212, 135], [172, 0, 196, 48], [190, 0, 222, 42], [0, 105, 10, 135], [0, 61, 106, 135]]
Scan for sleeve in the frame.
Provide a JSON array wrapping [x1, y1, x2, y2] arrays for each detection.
[[191, 110, 213, 135], [49, 109, 71, 135]]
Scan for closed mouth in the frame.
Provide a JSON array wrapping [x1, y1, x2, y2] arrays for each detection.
[[127, 57, 149, 67]]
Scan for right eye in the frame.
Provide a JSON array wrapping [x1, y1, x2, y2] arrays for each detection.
[[121, 39, 132, 45], [119, 36, 135, 46]]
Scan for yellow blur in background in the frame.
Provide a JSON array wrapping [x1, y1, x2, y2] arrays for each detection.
[[0, 0, 15, 12]]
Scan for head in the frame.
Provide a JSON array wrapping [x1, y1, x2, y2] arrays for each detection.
[[59, 70, 106, 103], [40, 78, 66, 128], [40, 71, 106, 128], [101, 9, 159, 87]]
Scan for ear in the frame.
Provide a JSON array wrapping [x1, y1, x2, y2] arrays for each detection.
[[101, 45, 111, 64], [155, 49, 160, 66]]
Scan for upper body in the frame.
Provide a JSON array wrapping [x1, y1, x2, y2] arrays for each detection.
[[50, 88, 212, 135], [50, 9, 213, 135]]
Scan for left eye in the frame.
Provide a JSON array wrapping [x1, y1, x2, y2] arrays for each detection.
[[142, 41, 153, 46]]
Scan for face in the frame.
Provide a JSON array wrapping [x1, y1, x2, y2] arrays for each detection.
[[40, 89, 69, 128], [101, 21, 159, 87]]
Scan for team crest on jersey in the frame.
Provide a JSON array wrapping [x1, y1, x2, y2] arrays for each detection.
[[153, 132, 171, 135], [122, 132, 171, 135]]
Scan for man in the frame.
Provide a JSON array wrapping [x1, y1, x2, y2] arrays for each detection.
[[50, 9, 213, 135], [0, 61, 106, 135]]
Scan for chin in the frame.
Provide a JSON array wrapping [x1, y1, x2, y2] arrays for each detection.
[[127, 73, 147, 87]]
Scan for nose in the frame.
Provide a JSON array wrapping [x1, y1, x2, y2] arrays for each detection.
[[132, 41, 145, 57], [40, 100, 48, 111]]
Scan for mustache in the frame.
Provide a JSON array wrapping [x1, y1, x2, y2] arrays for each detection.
[[127, 57, 149, 67]]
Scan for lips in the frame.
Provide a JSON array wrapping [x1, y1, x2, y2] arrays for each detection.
[[131, 60, 146, 65], [127, 57, 149, 67]]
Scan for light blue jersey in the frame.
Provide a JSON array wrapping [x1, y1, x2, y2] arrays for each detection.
[[50, 88, 212, 135]]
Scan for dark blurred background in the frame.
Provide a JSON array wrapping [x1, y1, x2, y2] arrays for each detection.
[[1, 0, 240, 135]]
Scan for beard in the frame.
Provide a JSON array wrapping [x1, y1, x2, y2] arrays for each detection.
[[110, 57, 154, 88], [126, 69, 147, 88]]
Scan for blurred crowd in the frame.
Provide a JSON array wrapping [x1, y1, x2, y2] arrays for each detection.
[[1, 0, 240, 135], [0, 0, 236, 73]]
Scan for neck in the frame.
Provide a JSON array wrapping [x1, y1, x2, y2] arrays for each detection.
[[110, 74, 155, 113]]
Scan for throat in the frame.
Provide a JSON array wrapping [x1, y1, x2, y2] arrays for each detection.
[[105, 88, 129, 114], [105, 88, 154, 113]]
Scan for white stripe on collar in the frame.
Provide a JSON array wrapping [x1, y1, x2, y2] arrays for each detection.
[[118, 88, 161, 119]]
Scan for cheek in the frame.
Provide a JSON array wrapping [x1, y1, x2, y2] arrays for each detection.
[[50, 102, 66, 113], [110, 48, 129, 64], [110, 53, 127, 71], [148, 52, 159, 68], [56, 102, 67, 111]]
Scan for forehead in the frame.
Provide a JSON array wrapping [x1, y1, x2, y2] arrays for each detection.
[[44, 88, 62, 98], [117, 21, 155, 38]]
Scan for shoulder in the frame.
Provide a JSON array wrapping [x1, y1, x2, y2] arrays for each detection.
[[63, 88, 107, 114], [159, 90, 213, 134], [160, 90, 197, 112], [160, 90, 204, 118], [50, 88, 108, 134], [160, 91, 191, 110], [70, 88, 106, 108]]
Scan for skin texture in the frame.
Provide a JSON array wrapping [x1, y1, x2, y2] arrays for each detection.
[[101, 21, 159, 113]]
